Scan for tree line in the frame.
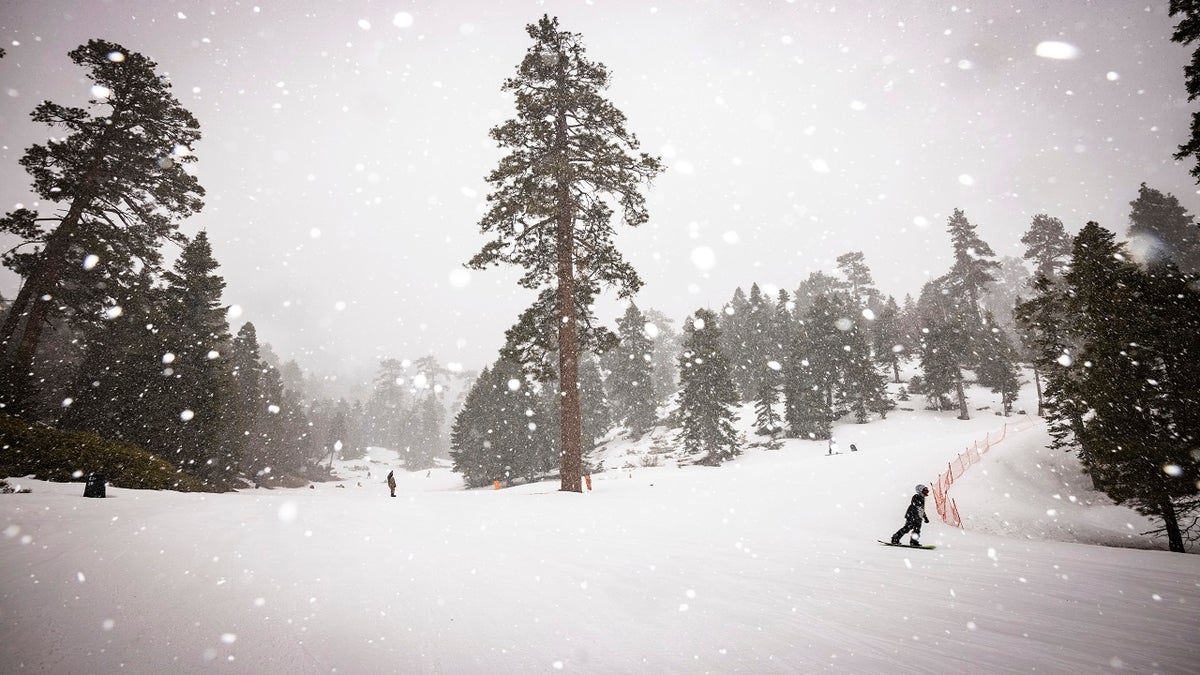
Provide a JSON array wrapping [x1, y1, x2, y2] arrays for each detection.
[[0, 40, 454, 488]]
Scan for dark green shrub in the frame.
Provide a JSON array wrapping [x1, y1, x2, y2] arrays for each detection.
[[0, 414, 214, 492]]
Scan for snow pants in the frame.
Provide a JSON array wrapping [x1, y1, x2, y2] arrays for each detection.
[[892, 517, 922, 543]]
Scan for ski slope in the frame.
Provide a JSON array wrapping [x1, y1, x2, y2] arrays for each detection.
[[2, 382, 1197, 673]]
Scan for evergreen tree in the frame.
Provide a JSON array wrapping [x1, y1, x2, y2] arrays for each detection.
[[719, 286, 751, 395], [872, 295, 906, 383], [157, 232, 235, 483], [743, 283, 777, 402], [450, 366, 502, 488], [782, 325, 833, 440], [836, 251, 879, 310], [408, 391, 445, 471], [1015, 275, 1091, 470], [466, 16, 664, 493], [59, 270, 172, 450], [366, 359, 408, 450], [642, 308, 681, 407], [801, 294, 844, 413], [0, 40, 204, 415], [578, 353, 612, 458], [1061, 223, 1199, 551], [792, 271, 846, 317], [946, 208, 1001, 313], [1127, 183, 1200, 273], [1020, 214, 1072, 281], [975, 315, 1023, 416], [228, 322, 266, 474], [979, 255, 1032, 339], [838, 319, 891, 423], [752, 380, 782, 437], [916, 278, 970, 417], [677, 309, 740, 465], [1170, 1, 1200, 182], [609, 303, 657, 436]]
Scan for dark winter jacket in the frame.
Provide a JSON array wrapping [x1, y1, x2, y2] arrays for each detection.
[[905, 493, 927, 523], [386, 471, 396, 489]]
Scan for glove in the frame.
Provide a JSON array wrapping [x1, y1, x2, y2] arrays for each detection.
[[923, 517, 930, 523]]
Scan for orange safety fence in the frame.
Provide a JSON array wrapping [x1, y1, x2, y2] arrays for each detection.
[[930, 415, 1038, 528]]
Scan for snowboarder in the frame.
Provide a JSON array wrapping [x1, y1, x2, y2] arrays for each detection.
[[891, 484, 930, 546], [387, 470, 396, 498], [849, 443, 858, 452]]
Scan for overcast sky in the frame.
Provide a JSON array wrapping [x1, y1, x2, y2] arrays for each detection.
[[2, 0, 1197, 382]]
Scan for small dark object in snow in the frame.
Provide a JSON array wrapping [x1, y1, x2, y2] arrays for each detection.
[[83, 473, 106, 498]]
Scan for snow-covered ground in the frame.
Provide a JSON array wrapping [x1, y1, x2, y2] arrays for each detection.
[[2, 380, 1198, 673]]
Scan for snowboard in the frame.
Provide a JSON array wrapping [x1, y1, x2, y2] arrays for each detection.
[[878, 540, 937, 550]]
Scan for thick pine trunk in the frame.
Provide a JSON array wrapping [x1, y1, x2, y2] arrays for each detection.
[[0, 198, 88, 414], [556, 208, 582, 493], [554, 92, 582, 494], [1160, 498, 1185, 553]]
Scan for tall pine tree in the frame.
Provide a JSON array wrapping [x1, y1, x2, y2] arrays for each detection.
[[0, 40, 204, 415], [467, 16, 663, 492]]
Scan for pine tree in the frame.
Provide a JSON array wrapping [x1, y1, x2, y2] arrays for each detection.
[[839, 319, 891, 423], [228, 322, 266, 474], [467, 16, 663, 493], [158, 232, 235, 483], [792, 271, 846, 317], [366, 359, 408, 450], [743, 283, 777, 402], [0, 40, 204, 414], [450, 366, 502, 488], [58, 270, 172, 450], [1127, 183, 1200, 273], [677, 309, 740, 465], [1170, 1, 1200, 183], [1060, 223, 1199, 552], [873, 295, 906, 383], [408, 391, 445, 471], [782, 324, 833, 440], [719, 286, 751, 395], [836, 251, 879, 309], [916, 278, 969, 417], [1020, 214, 1072, 282], [578, 352, 612, 459], [946, 208, 1001, 313], [609, 303, 656, 436], [801, 294, 844, 413], [642, 308, 681, 407], [975, 315, 1023, 416], [752, 380, 782, 437]]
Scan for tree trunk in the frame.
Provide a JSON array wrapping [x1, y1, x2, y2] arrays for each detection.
[[1160, 498, 1185, 553], [1033, 366, 1044, 417], [0, 197, 89, 415], [1070, 411, 1104, 491], [556, 211, 582, 493], [954, 368, 969, 420], [554, 94, 582, 494], [892, 360, 900, 384]]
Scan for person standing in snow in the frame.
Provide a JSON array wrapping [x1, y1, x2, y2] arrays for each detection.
[[891, 484, 930, 546], [387, 470, 397, 498]]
